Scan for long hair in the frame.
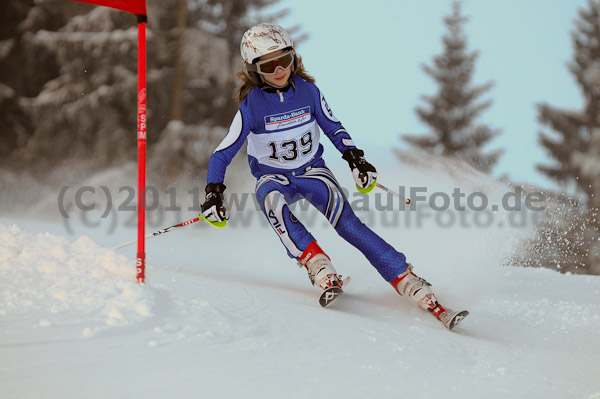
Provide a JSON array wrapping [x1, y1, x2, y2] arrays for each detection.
[[234, 53, 316, 105]]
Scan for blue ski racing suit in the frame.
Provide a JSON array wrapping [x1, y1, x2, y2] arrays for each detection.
[[206, 75, 409, 282]]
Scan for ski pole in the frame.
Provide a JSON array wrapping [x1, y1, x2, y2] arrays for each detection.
[[113, 216, 201, 250], [376, 182, 412, 205]]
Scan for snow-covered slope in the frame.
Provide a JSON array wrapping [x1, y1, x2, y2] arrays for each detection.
[[1, 153, 599, 399]]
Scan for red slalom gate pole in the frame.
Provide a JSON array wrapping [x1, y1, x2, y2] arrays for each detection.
[[136, 14, 147, 283], [70, 1, 149, 283]]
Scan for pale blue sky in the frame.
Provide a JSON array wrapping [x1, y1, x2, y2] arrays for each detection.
[[269, 0, 589, 188]]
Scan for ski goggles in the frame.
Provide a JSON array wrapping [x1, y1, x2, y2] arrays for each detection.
[[253, 50, 295, 75]]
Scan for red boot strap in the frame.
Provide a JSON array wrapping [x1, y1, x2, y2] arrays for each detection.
[[390, 275, 404, 288], [299, 241, 330, 266], [389, 266, 414, 288]]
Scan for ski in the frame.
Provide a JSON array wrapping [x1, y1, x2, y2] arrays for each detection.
[[437, 308, 469, 331], [319, 276, 351, 308]]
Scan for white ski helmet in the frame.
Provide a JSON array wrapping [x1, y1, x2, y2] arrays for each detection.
[[240, 23, 294, 64]]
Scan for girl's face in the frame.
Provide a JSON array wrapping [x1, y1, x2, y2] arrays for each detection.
[[257, 50, 292, 87]]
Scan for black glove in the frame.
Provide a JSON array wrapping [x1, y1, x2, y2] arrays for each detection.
[[342, 148, 378, 193], [201, 183, 229, 225]]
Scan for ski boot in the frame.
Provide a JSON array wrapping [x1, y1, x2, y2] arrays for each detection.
[[297, 241, 343, 290], [391, 265, 468, 331]]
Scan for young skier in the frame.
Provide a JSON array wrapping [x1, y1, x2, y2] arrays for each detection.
[[201, 23, 468, 330]]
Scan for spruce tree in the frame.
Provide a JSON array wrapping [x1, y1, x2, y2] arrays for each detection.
[[0, 0, 284, 179], [402, 1, 502, 173], [537, 0, 600, 212], [532, 0, 600, 274]]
